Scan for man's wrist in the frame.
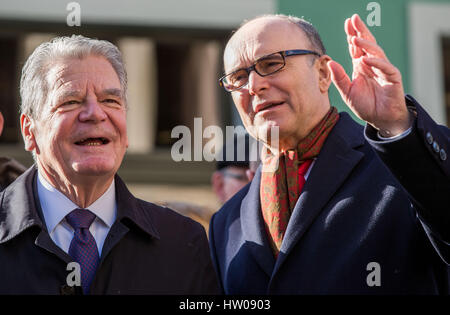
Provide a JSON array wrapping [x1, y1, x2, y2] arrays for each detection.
[[377, 110, 415, 138], [377, 126, 412, 142]]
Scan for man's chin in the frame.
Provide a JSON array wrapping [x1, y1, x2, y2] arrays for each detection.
[[255, 121, 284, 144], [71, 162, 117, 178]]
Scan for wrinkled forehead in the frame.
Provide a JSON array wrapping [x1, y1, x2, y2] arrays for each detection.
[[46, 56, 116, 81], [224, 17, 311, 73], [46, 56, 120, 93]]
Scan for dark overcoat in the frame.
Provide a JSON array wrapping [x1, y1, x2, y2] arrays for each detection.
[[0, 168, 220, 294], [209, 96, 450, 294]]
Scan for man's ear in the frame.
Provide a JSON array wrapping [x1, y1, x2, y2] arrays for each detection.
[[0, 111, 4, 136], [20, 114, 38, 153], [211, 171, 225, 203], [316, 55, 332, 93], [246, 169, 255, 182]]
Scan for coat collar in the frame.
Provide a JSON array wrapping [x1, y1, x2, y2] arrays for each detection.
[[240, 112, 366, 278], [113, 174, 160, 240], [0, 166, 160, 244], [240, 167, 276, 276], [0, 166, 43, 243], [273, 112, 365, 274]]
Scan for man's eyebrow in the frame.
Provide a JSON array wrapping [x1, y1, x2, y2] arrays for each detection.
[[226, 54, 270, 75], [226, 66, 247, 75], [59, 90, 82, 99], [100, 88, 123, 97], [56, 89, 124, 102]]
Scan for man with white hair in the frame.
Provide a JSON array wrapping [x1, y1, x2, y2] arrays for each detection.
[[0, 35, 220, 295]]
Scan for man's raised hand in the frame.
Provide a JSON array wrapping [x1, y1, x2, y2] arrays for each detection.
[[328, 14, 412, 137]]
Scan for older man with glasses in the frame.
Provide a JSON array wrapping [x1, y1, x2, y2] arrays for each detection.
[[209, 14, 449, 294]]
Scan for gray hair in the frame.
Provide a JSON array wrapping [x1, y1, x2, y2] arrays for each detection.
[[235, 14, 326, 55], [20, 35, 127, 120], [279, 14, 326, 55]]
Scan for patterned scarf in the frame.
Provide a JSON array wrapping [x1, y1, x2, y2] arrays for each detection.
[[260, 106, 339, 256]]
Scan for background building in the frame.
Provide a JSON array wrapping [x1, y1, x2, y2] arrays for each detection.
[[1, 0, 449, 228]]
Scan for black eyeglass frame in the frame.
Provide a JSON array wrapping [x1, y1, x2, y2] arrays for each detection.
[[220, 169, 249, 182], [219, 49, 322, 92]]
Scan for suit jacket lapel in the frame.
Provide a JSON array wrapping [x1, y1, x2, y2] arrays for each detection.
[[0, 166, 73, 263], [99, 175, 160, 262], [32, 172, 73, 263], [273, 113, 365, 275], [240, 168, 275, 277]]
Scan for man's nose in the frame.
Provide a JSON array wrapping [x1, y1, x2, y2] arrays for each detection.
[[247, 70, 269, 96], [79, 98, 107, 122]]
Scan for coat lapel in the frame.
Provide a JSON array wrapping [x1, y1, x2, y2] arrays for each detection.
[[240, 168, 276, 277], [98, 175, 160, 262], [0, 166, 73, 262], [273, 113, 365, 275]]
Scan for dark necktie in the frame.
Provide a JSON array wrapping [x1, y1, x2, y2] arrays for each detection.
[[66, 208, 100, 294]]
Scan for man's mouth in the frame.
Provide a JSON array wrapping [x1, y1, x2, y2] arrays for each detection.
[[75, 137, 110, 146], [255, 101, 284, 113]]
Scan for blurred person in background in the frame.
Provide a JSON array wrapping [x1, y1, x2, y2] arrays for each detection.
[[211, 133, 253, 204], [163, 133, 257, 233], [0, 111, 27, 191]]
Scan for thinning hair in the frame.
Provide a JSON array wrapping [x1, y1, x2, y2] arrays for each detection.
[[229, 14, 326, 56], [20, 35, 127, 120], [278, 14, 326, 55]]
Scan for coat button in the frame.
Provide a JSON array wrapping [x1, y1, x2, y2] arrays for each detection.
[[432, 141, 440, 153], [440, 149, 447, 161], [60, 285, 76, 295], [426, 132, 433, 144], [433, 141, 440, 153]]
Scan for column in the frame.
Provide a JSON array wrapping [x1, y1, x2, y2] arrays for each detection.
[[118, 37, 157, 153]]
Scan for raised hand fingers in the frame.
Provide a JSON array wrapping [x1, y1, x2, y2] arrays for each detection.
[[362, 57, 402, 84], [328, 60, 351, 101], [352, 37, 387, 60], [351, 14, 377, 43], [345, 17, 357, 37], [345, 18, 363, 59]]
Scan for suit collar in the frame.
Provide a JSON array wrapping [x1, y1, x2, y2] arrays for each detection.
[[239, 112, 366, 278], [240, 167, 276, 276], [0, 167, 160, 244], [114, 174, 160, 240], [37, 172, 117, 235], [273, 112, 365, 274], [0, 166, 74, 263], [0, 166, 43, 244]]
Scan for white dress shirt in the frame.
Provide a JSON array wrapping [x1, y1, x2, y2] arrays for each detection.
[[37, 172, 117, 256], [377, 126, 413, 142], [304, 159, 315, 181]]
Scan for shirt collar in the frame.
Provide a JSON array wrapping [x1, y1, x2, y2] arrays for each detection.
[[37, 172, 116, 234]]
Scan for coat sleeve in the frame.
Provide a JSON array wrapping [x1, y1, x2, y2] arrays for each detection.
[[365, 95, 450, 263], [190, 221, 222, 295], [208, 212, 225, 294]]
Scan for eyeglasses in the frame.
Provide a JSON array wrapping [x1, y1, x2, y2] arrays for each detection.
[[220, 169, 248, 182], [219, 49, 321, 92]]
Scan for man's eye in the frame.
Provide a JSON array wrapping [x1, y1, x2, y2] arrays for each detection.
[[62, 100, 79, 106], [103, 99, 122, 105], [259, 59, 284, 71], [229, 71, 247, 84], [102, 99, 123, 108]]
